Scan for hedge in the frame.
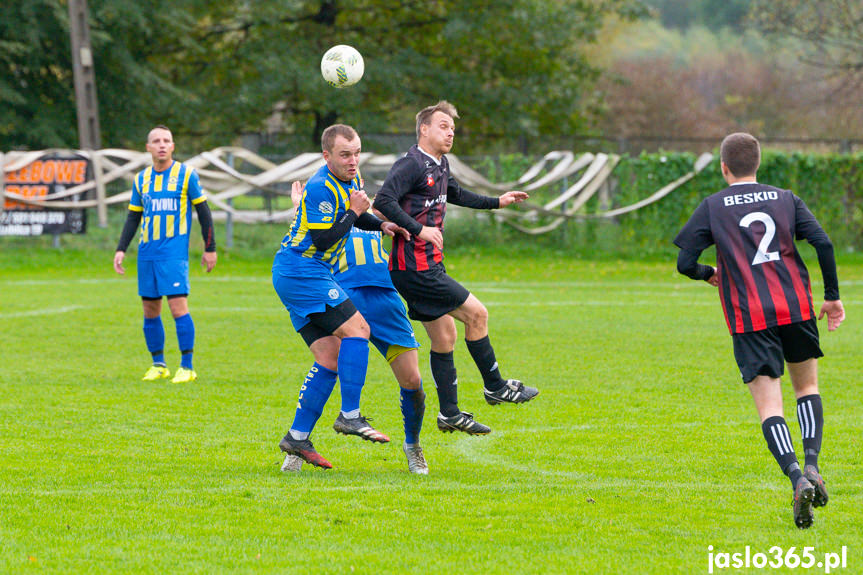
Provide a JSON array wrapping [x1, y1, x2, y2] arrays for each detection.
[[454, 151, 863, 257]]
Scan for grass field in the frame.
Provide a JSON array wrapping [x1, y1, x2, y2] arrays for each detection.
[[1, 228, 861, 574]]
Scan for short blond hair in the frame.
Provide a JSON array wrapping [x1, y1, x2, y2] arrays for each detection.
[[415, 101, 459, 140], [321, 124, 358, 152], [147, 125, 172, 143]]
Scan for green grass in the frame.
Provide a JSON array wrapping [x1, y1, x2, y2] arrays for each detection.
[[1, 225, 861, 574]]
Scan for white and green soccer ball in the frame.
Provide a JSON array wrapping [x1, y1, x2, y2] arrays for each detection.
[[321, 44, 365, 88]]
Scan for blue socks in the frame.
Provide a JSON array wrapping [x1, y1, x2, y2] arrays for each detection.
[[174, 313, 195, 369], [143, 316, 165, 365], [400, 386, 426, 445], [337, 337, 369, 416], [290, 362, 338, 438]]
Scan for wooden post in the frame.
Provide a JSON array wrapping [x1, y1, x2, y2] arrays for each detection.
[[68, 0, 101, 150]]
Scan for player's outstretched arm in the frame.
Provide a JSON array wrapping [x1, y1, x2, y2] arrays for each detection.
[[498, 191, 529, 207], [818, 300, 845, 331]]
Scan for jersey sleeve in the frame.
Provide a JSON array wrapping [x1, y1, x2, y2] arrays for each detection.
[[302, 180, 341, 230], [129, 175, 144, 212], [793, 194, 840, 300], [792, 194, 826, 242], [446, 175, 499, 209], [373, 157, 424, 236], [673, 199, 714, 253], [188, 168, 207, 205]]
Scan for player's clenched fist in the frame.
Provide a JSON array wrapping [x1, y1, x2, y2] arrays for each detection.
[[349, 189, 370, 215]]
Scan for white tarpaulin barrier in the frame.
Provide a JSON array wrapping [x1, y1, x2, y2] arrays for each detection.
[[1, 148, 713, 233]]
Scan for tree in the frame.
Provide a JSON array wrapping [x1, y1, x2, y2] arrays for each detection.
[[751, 0, 863, 87], [1, 0, 648, 152]]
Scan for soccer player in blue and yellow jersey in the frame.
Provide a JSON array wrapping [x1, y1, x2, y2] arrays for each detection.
[[272, 124, 408, 470], [280, 182, 428, 474], [373, 101, 538, 436], [675, 132, 846, 529], [114, 125, 217, 384]]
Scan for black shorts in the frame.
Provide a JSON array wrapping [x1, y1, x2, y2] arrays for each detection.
[[731, 319, 823, 383], [390, 264, 470, 322], [297, 299, 358, 347]]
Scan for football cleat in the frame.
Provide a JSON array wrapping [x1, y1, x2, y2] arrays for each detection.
[[484, 379, 539, 405], [403, 443, 429, 475], [333, 413, 390, 443], [436, 411, 491, 435], [793, 477, 816, 529], [171, 367, 197, 384], [280, 454, 304, 473], [278, 434, 332, 469], [803, 465, 829, 508], [142, 365, 171, 381]]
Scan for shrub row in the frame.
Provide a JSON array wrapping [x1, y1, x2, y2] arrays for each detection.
[[455, 151, 863, 257]]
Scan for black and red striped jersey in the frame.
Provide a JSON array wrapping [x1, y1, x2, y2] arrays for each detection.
[[674, 183, 836, 335], [374, 145, 498, 271]]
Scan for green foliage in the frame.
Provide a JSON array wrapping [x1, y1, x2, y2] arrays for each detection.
[[465, 150, 863, 257], [0, 0, 648, 152], [751, 0, 863, 84]]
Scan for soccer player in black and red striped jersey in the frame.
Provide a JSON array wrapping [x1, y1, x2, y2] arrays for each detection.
[[373, 101, 539, 436], [674, 132, 845, 529]]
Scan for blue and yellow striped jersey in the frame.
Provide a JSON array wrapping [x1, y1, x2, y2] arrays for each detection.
[[128, 161, 206, 261], [332, 228, 392, 290], [278, 164, 359, 266]]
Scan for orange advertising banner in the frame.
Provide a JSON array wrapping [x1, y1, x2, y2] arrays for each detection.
[[1, 153, 88, 236]]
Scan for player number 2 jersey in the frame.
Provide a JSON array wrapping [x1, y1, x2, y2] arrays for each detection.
[[674, 183, 819, 334]]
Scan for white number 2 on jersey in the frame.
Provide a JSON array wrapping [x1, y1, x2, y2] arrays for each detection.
[[739, 212, 780, 265]]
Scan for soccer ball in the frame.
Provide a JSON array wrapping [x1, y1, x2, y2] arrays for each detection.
[[321, 45, 364, 88]]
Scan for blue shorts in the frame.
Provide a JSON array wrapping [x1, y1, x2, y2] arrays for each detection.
[[344, 285, 419, 358], [137, 259, 190, 298], [273, 256, 350, 332]]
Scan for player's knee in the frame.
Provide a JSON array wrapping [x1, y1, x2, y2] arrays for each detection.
[[465, 304, 488, 331], [431, 330, 457, 351], [310, 340, 340, 371], [400, 369, 422, 390], [346, 322, 370, 340]]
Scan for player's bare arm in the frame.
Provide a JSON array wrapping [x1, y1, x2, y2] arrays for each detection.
[[291, 180, 304, 207], [418, 226, 443, 250], [380, 221, 410, 240], [349, 188, 371, 215], [498, 191, 529, 207], [113, 250, 125, 275], [818, 300, 845, 331], [202, 251, 217, 272], [706, 267, 719, 286]]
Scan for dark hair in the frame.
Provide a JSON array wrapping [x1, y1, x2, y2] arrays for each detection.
[[415, 101, 459, 140], [321, 124, 358, 152], [720, 132, 760, 177]]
